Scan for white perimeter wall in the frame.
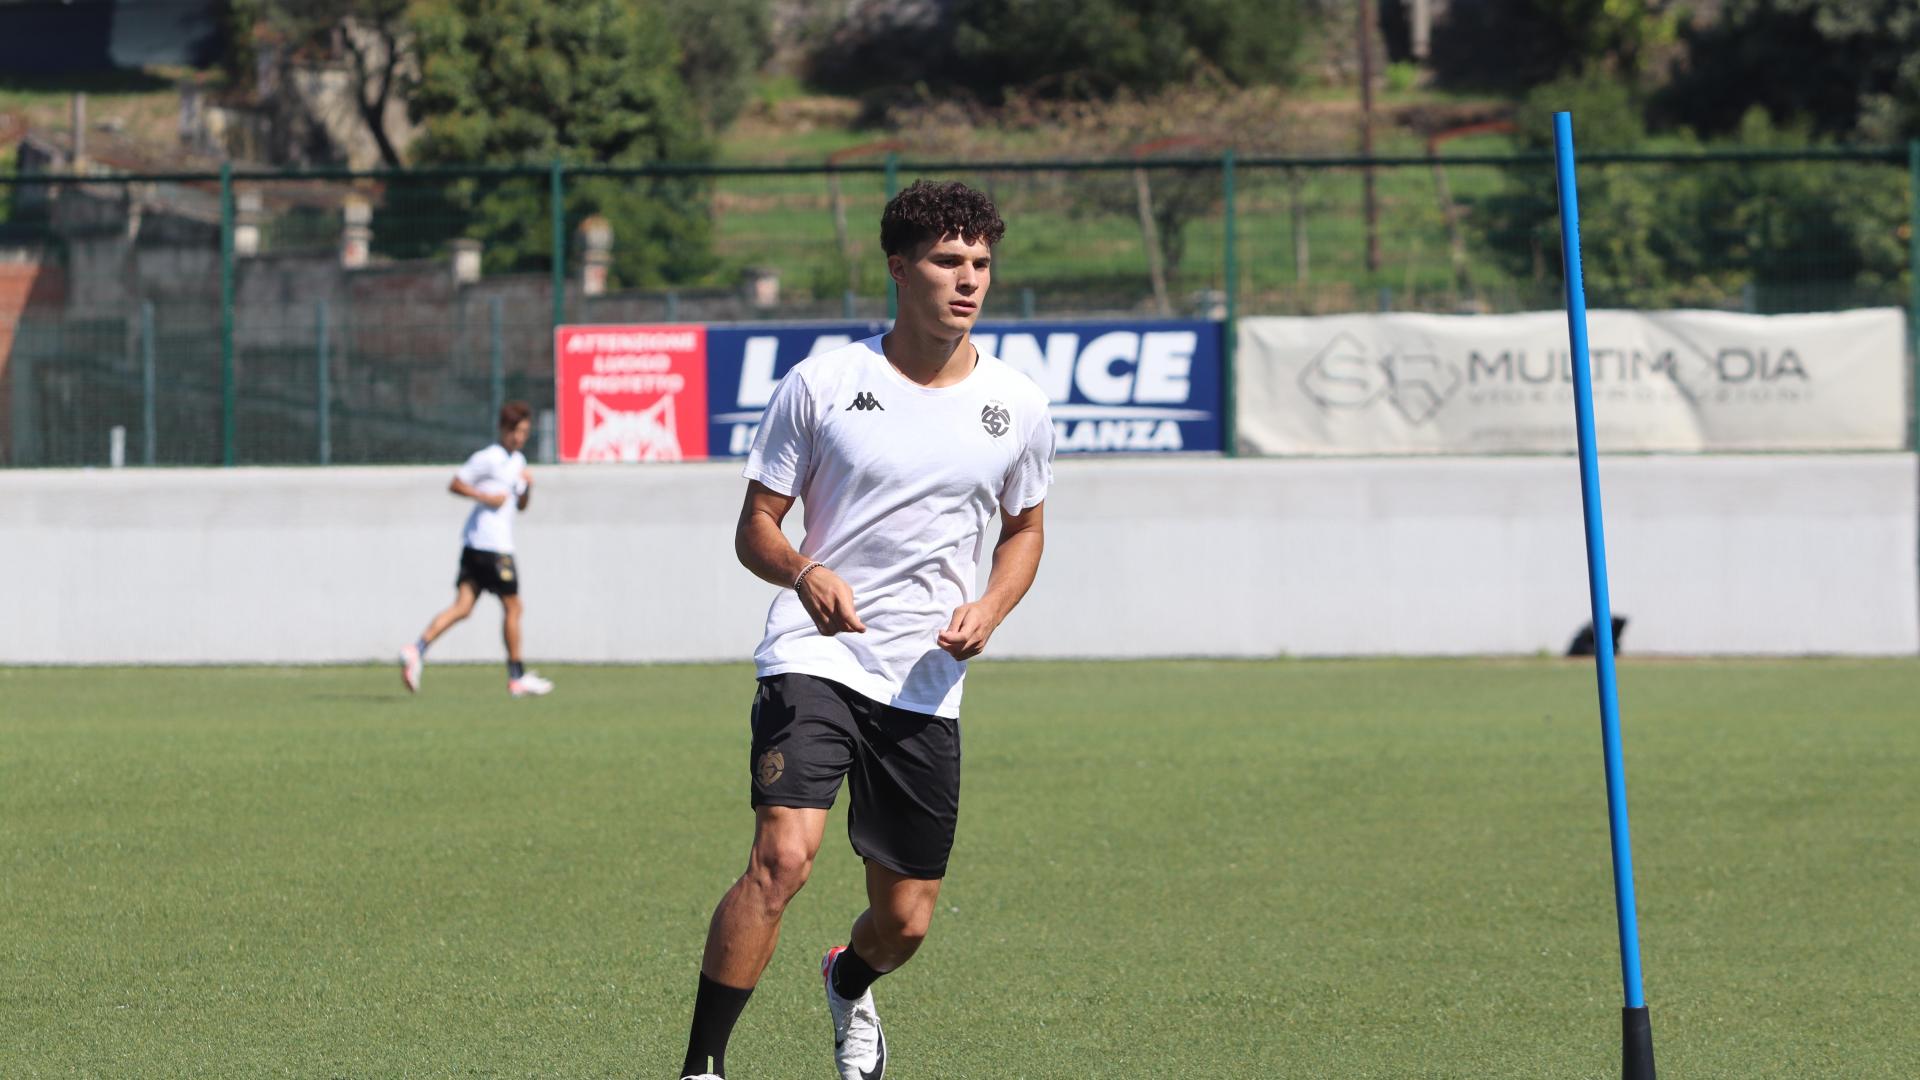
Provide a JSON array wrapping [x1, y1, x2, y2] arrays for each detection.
[[2, 454, 1915, 664]]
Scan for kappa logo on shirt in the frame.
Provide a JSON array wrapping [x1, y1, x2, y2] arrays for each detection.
[[846, 391, 885, 412]]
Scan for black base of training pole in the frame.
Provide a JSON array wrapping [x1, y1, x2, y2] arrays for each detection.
[[1623, 1006, 1656, 1080]]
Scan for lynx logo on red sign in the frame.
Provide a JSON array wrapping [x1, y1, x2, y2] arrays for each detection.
[[555, 325, 709, 462]]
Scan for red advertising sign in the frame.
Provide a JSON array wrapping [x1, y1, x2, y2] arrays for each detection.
[[554, 324, 710, 462]]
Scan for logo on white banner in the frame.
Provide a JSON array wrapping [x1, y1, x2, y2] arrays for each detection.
[[1237, 309, 1907, 456], [1299, 331, 1461, 424], [1299, 333, 1812, 424]]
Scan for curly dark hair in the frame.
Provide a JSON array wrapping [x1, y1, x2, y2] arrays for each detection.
[[498, 401, 532, 431], [880, 180, 1006, 256]]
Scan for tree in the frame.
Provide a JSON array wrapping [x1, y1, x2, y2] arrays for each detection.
[[809, 0, 1315, 101], [1661, 0, 1920, 140], [953, 0, 1312, 99], [221, 0, 415, 167], [400, 0, 718, 287], [1807, 0, 1920, 139], [1477, 80, 1906, 312], [333, 1, 414, 168], [1429, 0, 1680, 93], [1480, 73, 1674, 307], [661, 0, 774, 132], [801, 0, 947, 96], [1681, 109, 1908, 310]]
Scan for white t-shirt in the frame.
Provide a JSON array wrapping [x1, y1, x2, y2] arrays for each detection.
[[744, 335, 1054, 719], [457, 443, 527, 553]]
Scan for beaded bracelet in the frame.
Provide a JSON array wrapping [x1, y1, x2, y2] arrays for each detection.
[[793, 561, 825, 590]]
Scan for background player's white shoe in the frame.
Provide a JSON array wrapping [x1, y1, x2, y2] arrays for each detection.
[[823, 946, 886, 1080], [399, 644, 423, 693], [679, 1075, 723, 1080], [508, 671, 553, 697]]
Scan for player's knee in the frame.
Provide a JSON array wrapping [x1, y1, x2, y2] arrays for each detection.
[[879, 904, 933, 952], [747, 842, 814, 909], [897, 911, 932, 949]]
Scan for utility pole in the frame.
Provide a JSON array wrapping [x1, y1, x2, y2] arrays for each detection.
[[70, 92, 87, 169], [1359, 0, 1380, 275]]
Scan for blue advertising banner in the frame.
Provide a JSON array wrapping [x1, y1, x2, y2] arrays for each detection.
[[705, 319, 1225, 456]]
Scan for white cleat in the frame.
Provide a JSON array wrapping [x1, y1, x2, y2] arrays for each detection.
[[823, 946, 886, 1080], [399, 644, 423, 694], [680, 1075, 723, 1080], [508, 671, 554, 698]]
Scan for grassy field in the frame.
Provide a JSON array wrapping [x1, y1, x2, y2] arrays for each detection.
[[3, 659, 1917, 1078]]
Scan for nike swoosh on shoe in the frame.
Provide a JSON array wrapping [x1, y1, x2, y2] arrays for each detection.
[[859, 1028, 886, 1080]]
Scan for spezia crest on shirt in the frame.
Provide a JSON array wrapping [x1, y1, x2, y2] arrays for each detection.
[[980, 400, 1012, 438]]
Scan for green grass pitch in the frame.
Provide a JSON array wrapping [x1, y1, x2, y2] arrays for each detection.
[[3, 659, 1917, 1078]]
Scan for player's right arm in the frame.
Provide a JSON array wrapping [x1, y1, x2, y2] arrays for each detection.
[[449, 450, 509, 509], [449, 477, 506, 508], [737, 363, 861, 635], [736, 481, 864, 636]]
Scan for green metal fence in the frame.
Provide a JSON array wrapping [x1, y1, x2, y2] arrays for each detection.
[[3, 145, 1915, 467]]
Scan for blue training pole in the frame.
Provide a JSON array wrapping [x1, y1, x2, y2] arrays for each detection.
[[1552, 111, 1656, 1080]]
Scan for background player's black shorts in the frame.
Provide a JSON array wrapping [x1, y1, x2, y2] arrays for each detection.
[[456, 546, 519, 597], [749, 672, 961, 880]]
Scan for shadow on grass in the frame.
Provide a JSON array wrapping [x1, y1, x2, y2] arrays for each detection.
[[312, 693, 412, 706]]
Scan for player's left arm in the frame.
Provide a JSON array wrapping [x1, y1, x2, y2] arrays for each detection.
[[516, 469, 532, 511], [938, 500, 1044, 661]]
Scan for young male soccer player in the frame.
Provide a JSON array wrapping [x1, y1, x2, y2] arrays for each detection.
[[676, 180, 1053, 1080], [399, 401, 554, 698]]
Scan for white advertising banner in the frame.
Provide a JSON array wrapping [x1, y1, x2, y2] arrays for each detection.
[[1237, 308, 1909, 454]]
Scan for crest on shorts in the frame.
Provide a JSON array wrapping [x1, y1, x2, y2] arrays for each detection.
[[980, 401, 1011, 438], [498, 557, 515, 582], [755, 749, 786, 789]]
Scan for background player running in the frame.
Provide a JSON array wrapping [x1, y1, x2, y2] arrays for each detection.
[[399, 401, 554, 698]]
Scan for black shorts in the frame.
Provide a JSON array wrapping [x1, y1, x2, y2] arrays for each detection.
[[749, 673, 961, 880], [456, 546, 519, 597]]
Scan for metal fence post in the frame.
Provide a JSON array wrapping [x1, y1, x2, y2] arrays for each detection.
[[316, 299, 331, 465], [489, 294, 505, 431], [1909, 139, 1919, 450], [9, 345, 31, 466], [219, 162, 236, 466], [550, 159, 566, 333], [140, 301, 156, 465], [1222, 149, 1239, 458], [885, 152, 900, 322]]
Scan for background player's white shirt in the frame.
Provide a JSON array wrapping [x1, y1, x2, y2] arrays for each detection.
[[744, 335, 1054, 718], [457, 443, 527, 553]]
